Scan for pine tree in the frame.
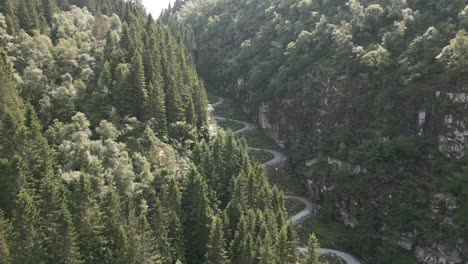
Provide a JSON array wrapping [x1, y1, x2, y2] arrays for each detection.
[[22, 104, 55, 185], [277, 225, 298, 264], [151, 179, 185, 264], [144, 81, 168, 138], [0, 50, 24, 216], [192, 140, 214, 188], [38, 175, 82, 264], [205, 214, 229, 264], [182, 166, 213, 264], [2, 0, 18, 34], [11, 188, 44, 264], [120, 22, 136, 59], [101, 188, 130, 264], [41, 0, 57, 25], [126, 200, 161, 264], [192, 80, 208, 128], [56, 0, 71, 11], [129, 51, 147, 119], [164, 75, 184, 124], [88, 60, 113, 123], [17, 0, 40, 34], [305, 233, 322, 264], [0, 210, 12, 264], [113, 63, 130, 118], [71, 175, 108, 263]]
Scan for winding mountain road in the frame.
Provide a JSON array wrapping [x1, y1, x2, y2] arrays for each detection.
[[211, 96, 225, 108], [298, 248, 362, 264], [247, 147, 287, 167], [284, 195, 315, 224], [211, 97, 361, 264], [213, 117, 256, 135]]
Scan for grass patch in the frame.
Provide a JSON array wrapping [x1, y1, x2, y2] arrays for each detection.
[[296, 216, 419, 264], [267, 165, 306, 194], [214, 97, 250, 121], [242, 129, 282, 151], [217, 119, 245, 132], [296, 217, 355, 247], [208, 94, 220, 104], [285, 198, 305, 218], [249, 149, 275, 164]]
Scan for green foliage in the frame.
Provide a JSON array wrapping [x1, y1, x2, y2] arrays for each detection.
[[182, 166, 213, 264], [180, 0, 468, 262], [360, 45, 391, 69], [437, 30, 468, 76], [0, 2, 302, 264], [205, 214, 229, 264], [0, 211, 12, 264], [305, 233, 322, 264]]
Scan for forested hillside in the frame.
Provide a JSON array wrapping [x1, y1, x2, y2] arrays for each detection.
[[0, 1, 304, 263], [178, 0, 468, 263]]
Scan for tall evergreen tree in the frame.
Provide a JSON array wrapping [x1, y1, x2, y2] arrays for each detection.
[[41, 0, 57, 25], [38, 175, 82, 264], [152, 179, 185, 264], [129, 51, 147, 119], [101, 188, 130, 264], [0, 210, 12, 264], [305, 233, 322, 264], [2, 0, 18, 34], [164, 75, 184, 124], [113, 63, 130, 118], [205, 214, 229, 264], [11, 188, 44, 264], [144, 81, 168, 138], [182, 166, 213, 264], [70, 175, 108, 263], [126, 201, 161, 264], [277, 225, 298, 264], [17, 0, 40, 34]]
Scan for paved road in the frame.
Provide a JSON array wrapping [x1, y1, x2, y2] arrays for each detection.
[[248, 147, 287, 167], [213, 116, 256, 135], [298, 247, 362, 264], [284, 195, 316, 224], [211, 97, 361, 264], [210, 97, 225, 108]]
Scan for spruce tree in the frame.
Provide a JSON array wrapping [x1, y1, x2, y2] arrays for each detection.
[[0, 210, 12, 264], [192, 80, 208, 128], [0, 51, 25, 216], [126, 200, 161, 264], [305, 233, 322, 264], [2, 0, 18, 34], [23, 104, 55, 185], [71, 175, 108, 264], [113, 63, 130, 118], [164, 75, 184, 124], [192, 140, 214, 189], [41, 0, 57, 25], [17, 0, 40, 34], [38, 175, 82, 264], [144, 81, 168, 137], [101, 188, 130, 264], [182, 166, 212, 264], [129, 51, 147, 119], [205, 215, 229, 264], [11, 188, 44, 264]]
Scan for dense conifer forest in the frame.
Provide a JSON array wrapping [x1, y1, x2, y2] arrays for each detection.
[[175, 0, 468, 263], [0, 1, 310, 263], [0, 0, 467, 264]]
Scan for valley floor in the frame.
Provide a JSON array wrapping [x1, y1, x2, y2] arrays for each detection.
[[210, 95, 362, 264]]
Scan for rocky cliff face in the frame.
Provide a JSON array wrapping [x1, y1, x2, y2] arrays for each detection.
[[228, 75, 468, 264], [306, 168, 466, 264]]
